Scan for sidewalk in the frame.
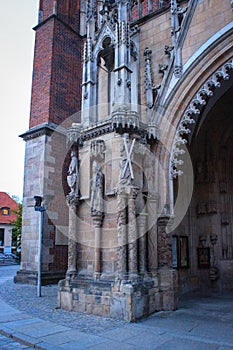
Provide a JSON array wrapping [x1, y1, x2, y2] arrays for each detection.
[[0, 266, 233, 350]]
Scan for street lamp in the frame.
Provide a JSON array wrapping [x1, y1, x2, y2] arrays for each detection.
[[34, 196, 46, 297]]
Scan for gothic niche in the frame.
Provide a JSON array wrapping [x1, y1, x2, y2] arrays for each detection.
[[97, 37, 114, 120]]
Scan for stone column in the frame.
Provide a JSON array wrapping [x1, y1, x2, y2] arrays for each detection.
[[138, 213, 148, 274], [157, 215, 178, 311], [117, 187, 127, 279], [147, 193, 159, 273], [92, 216, 103, 279], [128, 187, 138, 278], [67, 197, 79, 274], [157, 214, 173, 268]]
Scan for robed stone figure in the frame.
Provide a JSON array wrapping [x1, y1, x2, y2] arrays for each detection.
[[91, 161, 104, 216], [67, 150, 79, 196]]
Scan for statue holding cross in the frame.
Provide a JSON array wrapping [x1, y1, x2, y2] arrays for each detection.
[[119, 134, 135, 186]]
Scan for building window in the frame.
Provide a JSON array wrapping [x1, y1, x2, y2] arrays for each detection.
[[0, 228, 4, 246], [172, 236, 189, 269], [2, 208, 10, 216]]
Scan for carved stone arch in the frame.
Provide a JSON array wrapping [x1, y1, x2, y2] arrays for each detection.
[[170, 58, 233, 179], [93, 24, 116, 58]]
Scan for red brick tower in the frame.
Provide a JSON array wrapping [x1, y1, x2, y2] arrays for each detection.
[[30, 0, 82, 128], [15, 0, 84, 285]]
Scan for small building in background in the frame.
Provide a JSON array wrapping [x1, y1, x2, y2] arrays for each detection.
[[0, 192, 18, 254]]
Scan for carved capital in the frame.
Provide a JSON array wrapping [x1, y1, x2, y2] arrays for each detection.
[[66, 194, 80, 208], [67, 123, 82, 147]]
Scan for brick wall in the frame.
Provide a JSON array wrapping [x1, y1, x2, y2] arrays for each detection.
[[30, 0, 83, 128], [40, 0, 80, 32]]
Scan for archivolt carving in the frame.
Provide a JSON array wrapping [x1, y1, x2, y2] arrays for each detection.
[[170, 58, 233, 178]]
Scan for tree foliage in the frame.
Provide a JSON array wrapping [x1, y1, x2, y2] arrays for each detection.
[[11, 203, 22, 259]]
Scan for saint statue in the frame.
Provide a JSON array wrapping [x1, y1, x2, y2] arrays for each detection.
[[91, 161, 104, 216], [119, 135, 135, 186], [67, 150, 79, 195]]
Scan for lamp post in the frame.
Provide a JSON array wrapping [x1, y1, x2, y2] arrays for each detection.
[[34, 196, 46, 297]]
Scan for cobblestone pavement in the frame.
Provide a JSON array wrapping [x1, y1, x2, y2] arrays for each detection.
[[0, 266, 126, 335]]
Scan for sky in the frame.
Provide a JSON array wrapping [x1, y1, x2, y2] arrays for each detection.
[[0, 1, 39, 201]]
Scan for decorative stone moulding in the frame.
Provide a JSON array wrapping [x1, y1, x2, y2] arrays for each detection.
[[66, 119, 158, 147], [199, 235, 207, 247], [196, 203, 207, 215], [170, 58, 233, 178], [144, 47, 156, 109], [206, 201, 217, 214], [164, 45, 174, 57], [159, 64, 168, 75], [221, 212, 230, 225], [196, 202, 217, 215]]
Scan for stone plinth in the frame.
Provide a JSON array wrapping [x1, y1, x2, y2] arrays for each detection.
[[58, 269, 178, 321]]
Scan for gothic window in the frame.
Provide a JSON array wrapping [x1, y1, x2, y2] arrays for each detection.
[[97, 37, 114, 121]]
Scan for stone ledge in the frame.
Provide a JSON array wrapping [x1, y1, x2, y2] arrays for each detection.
[[14, 270, 66, 286]]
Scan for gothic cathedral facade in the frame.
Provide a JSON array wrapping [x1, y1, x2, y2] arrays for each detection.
[[15, 0, 233, 321]]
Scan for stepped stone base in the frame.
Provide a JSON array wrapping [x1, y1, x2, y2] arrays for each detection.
[[58, 269, 178, 321]]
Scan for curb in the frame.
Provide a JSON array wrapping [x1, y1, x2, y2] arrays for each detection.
[[0, 329, 47, 350]]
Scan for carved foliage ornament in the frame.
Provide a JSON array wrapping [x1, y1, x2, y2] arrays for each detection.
[[144, 47, 156, 108]]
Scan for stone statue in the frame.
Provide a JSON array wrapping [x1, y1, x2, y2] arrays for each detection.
[[119, 136, 135, 186], [67, 150, 79, 196], [91, 161, 104, 216]]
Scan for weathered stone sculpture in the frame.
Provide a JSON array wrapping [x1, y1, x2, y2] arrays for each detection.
[[91, 161, 104, 217], [67, 150, 79, 196], [119, 135, 135, 186]]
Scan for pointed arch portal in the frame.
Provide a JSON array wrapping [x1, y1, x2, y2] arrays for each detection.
[[170, 58, 233, 294]]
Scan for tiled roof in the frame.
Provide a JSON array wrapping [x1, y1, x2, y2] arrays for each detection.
[[0, 192, 18, 224]]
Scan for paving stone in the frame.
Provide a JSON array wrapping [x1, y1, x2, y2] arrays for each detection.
[[0, 333, 34, 349], [155, 338, 219, 350], [59, 334, 106, 350], [86, 340, 136, 350], [41, 330, 89, 345]]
